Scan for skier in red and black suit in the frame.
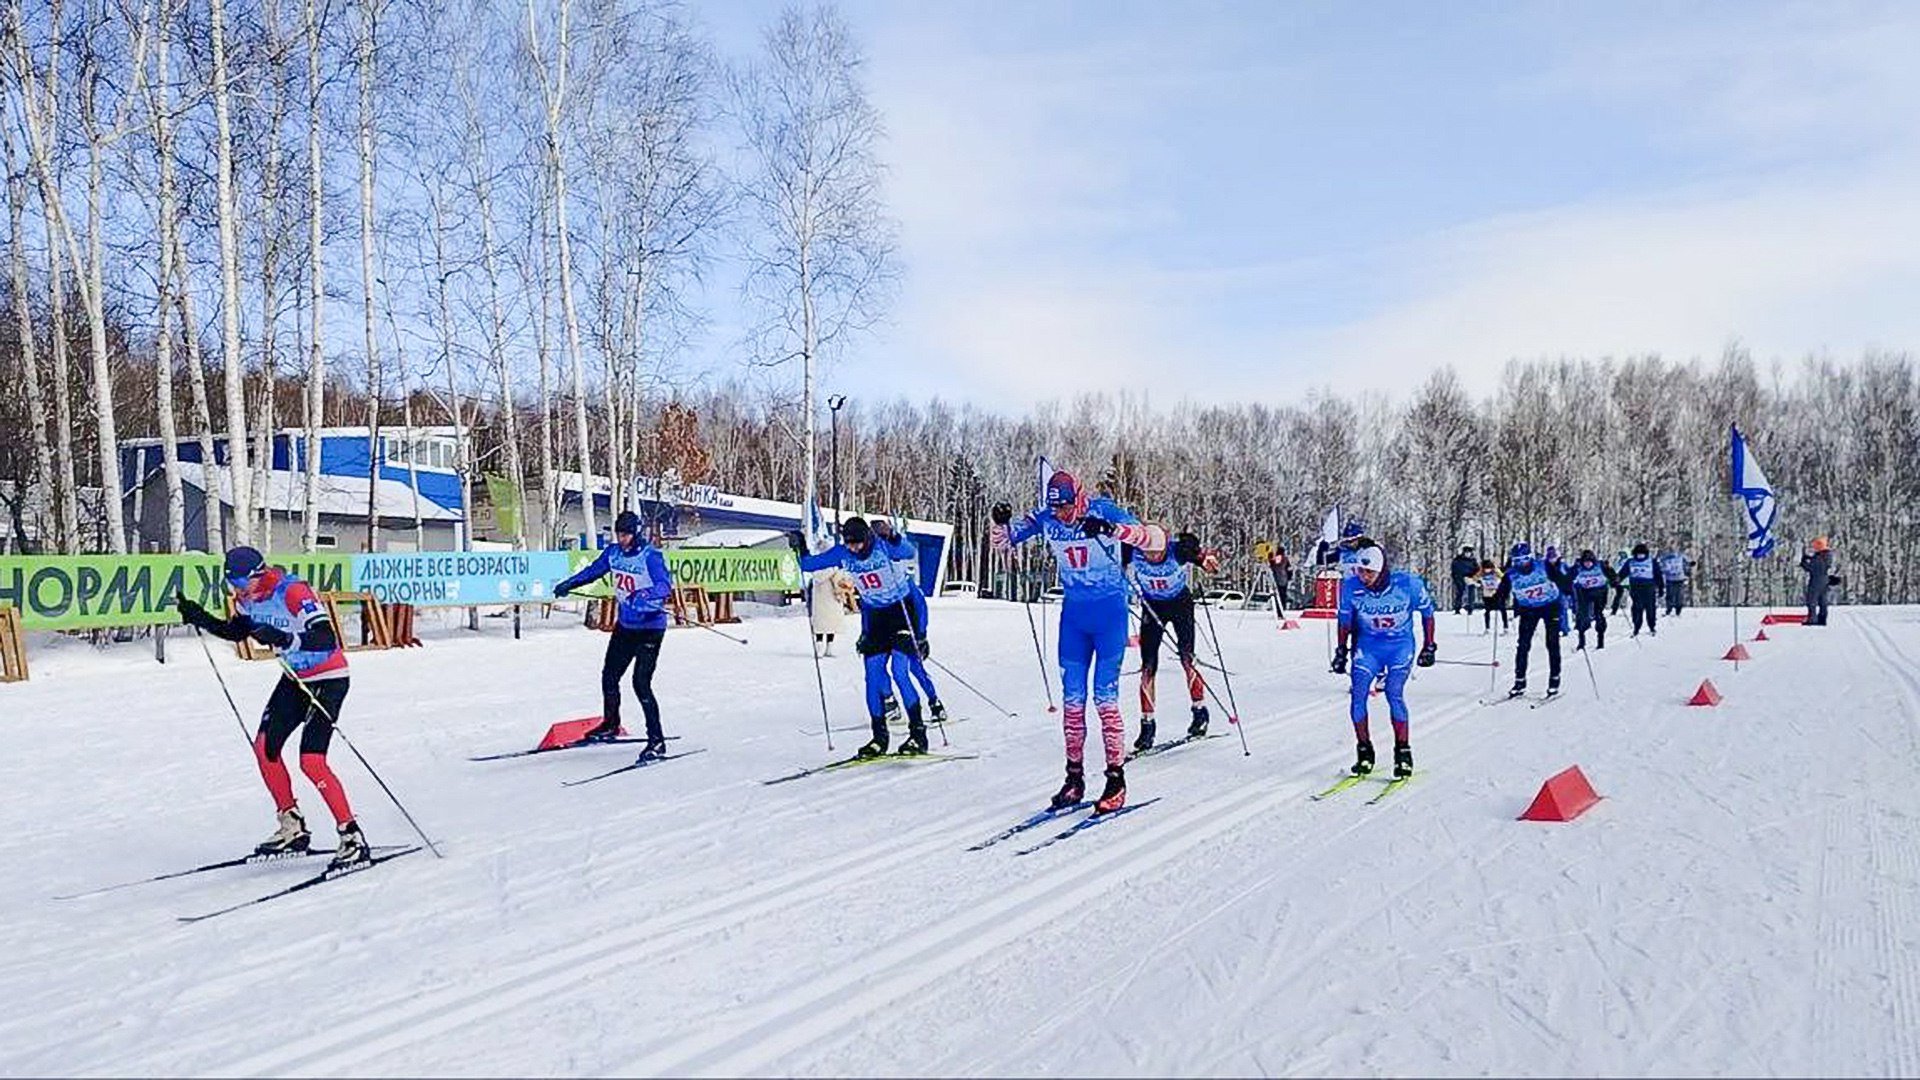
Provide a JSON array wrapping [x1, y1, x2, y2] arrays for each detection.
[[176, 546, 367, 871]]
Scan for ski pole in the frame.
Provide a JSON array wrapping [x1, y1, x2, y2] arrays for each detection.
[[694, 621, 748, 646], [276, 658, 444, 859], [1581, 639, 1601, 700], [803, 580, 835, 752], [894, 595, 947, 748], [921, 654, 1018, 718], [1133, 590, 1243, 750], [1433, 658, 1498, 668], [1195, 594, 1251, 756], [1023, 600, 1057, 713], [191, 625, 258, 747]]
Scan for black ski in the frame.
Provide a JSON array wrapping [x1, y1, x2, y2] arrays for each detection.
[[54, 847, 349, 900], [966, 801, 1091, 851], [562, 747, 710, 787], [761, 751, 978, 786], [1014, 798, 1163, 856], [1127, 732, 1231, 762], [469, 735, 679, 762], [1529, 692, 1563, 710], [177, 847, 424, 923]]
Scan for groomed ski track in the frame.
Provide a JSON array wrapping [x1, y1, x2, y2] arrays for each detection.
[[3, 601, 1918, 1076]]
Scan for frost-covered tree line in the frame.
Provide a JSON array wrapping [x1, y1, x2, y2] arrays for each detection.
[[0, 0, 886, 553], [2, 2, 1914, 608]]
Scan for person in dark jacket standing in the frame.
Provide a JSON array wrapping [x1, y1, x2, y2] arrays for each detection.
[[1449, 546, 1478, 614], [1801, 537, 1833, 626]]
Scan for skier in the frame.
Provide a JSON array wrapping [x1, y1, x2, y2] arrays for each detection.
[[1620, 542, 1665, 637], [1609, 548, 1632, 615], [1266, 543, 1293, 615], [872, 517, 946, 724], [1449, 545, 1478, 614], [791, 516, 932, 757], [1801, 537, 1833, 626], [1494, 541, 1567, 698], [1477, 558, 1507, 633], [1659, 546, 1689, 616], [1328, 544, 1436, 779], [554, 509, 675, 759], [174, 546, 368, 871], [992, 470, 1166, 814], [1129, 529, 1213, 752], [1545, 546, 1574, 636], [1569, 549, 1616, 650]]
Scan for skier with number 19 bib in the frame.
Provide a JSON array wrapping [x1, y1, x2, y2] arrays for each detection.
[[1329, 544, 1436, 778], [993, 470, 1167, 814]]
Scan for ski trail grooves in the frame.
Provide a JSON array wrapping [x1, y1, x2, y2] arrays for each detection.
[[1848, 619, 1920, 1076]]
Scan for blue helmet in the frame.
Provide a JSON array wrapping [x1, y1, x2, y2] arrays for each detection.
[[1509, 541, 1533, 565], [1341, 519, 1366, 540], [223, 545, 266, 586], [1045, 470, 1080, 508]]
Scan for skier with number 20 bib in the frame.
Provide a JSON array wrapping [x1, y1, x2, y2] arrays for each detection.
[[993, 471, 1167, 815]]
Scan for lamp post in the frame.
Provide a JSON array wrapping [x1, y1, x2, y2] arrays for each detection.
[[826, 394, 847, 528]]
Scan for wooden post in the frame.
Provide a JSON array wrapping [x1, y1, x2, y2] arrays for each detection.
[[320, 591, 393, 650], [0, 605, 27, 682]]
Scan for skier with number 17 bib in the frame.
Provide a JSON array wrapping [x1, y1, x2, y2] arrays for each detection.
[[993, 470, 1167, 814], [1329, 544, 1436, 779]]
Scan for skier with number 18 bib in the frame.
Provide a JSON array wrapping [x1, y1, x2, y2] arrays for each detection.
[[993, 470, 1167, 814], [1329, 544, 1436, 779], [174, 547, 368, 872]]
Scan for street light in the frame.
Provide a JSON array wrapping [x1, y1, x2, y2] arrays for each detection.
[[826, 394, 847, 528]]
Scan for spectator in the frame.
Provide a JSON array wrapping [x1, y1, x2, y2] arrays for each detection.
[[1449, 546, 1479, 614], [1801, 538, 1833, 626]]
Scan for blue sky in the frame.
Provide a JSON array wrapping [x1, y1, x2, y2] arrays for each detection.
[[691, 1, 1920, 405]]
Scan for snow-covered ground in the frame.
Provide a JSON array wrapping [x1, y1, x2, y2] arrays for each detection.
[[3, 598, 1918, 1077]]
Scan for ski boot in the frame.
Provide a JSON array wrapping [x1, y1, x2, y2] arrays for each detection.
[[928, 699, 948, 724], [1188, 704, 1210, 739], [255, 807, 310, 857], [580, 718, 621, 743], [327, 821, 370, 873], [898, 706, 930, 756], [1545, 674, 1562, 699], [1392, 742, 1413, 779], [1050, 761, 1086, 811], [1576, 633, 1587, 651], [1506, 680, 1527, 700], [881, 693, 903, 725], [636, 728, 669, 761], [1133, 716, 1157, 754], [858, 717, 890, 759], [1094, 765, 1127, 814], [1351, 739, 1375, 776]]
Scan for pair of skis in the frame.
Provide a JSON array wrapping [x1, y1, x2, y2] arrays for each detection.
[[1126, 731, 1231, 762], [562, 748, 709, 787], [1480, 691, 1562, 710], [56, 844, 423, 923], [468, 735, 681, 762], [1309, 771, 1413, 805], [966, 798, 1163, 855], [761, 750, 977, 786]]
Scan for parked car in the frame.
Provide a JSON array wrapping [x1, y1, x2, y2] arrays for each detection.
[[1199, 589, 1248, 609], [940, 580, 979, 598]]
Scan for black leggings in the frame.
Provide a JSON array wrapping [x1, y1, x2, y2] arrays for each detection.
[[1574, 588, 1609, 642], [1514, 607, 1562, 683], [602, 627, 665, 738], [259, 676, 348, 761], [1630, 585, 1659, 634], [1482, 598, 1508, 630]]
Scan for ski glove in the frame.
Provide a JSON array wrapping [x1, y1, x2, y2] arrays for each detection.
[[174, 595, 212, 629], [917, 636, 931, 660], [1173, 531, 1203, 565], [1081, 514, 1113, 538], [1330, 644, 1348, 674], [1417, 641, 1437, 667], [990, 502, 1013, 526], [249, 624, 293, 650], [553, 583, 572, 598]]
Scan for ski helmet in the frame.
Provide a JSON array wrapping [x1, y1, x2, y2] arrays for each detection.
[[1341, 519, 1366, 540], [1633, 542, 1650, 557], [614, 509, 642, 536], [1578, 548, 1597, 564], [1353, 544, 1386, 577], [1044, 470, 1080, 508], [1509, 541, 1533, 564], [841, 516, 873, 549], [223, 545, 267, 586]]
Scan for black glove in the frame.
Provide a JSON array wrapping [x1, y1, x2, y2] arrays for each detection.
[[249, 623, 293, 650], [1081, 513, 1113, 538], [916, 636, 930, 660], [990, 502, 1013, 526], [553, 582, 572, 599], [174, 595, 211, 628], [1173, 531, 1202, 565], [786, 530, 808, 555], [1417, 641, 1437, 668], [1330, 644, 1348, 675]]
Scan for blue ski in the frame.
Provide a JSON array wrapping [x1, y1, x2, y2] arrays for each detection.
[[966, 801, 1092, 851], [1014, 798, 1163, 856]]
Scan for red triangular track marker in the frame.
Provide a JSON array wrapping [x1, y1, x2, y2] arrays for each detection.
[[1687, 680, 1722, 706], [1519, 766, 1602, 822], [536, 717, 626, 751], [1722, 643, 1751, 661]]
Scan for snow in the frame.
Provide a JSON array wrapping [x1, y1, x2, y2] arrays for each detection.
[[3, 600, 1919, 1076], [154, 462, 463, 522]]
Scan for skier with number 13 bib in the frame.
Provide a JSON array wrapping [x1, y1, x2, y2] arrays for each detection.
[[1329, 544, 1436, 779], [993, 470, 1167, 814]]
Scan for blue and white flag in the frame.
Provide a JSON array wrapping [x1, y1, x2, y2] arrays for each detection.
[[1035, 455, 1055, 510], [803, 479, 834, 555], [1730, 424, 1777, 559], [1318, 506, 1341, 549]]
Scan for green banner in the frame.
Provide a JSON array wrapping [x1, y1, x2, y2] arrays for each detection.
[[0, 553, 355, 631], [565, 546, 799, 596], [483, 473, 523, 538]]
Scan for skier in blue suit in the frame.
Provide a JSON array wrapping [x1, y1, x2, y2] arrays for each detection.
[[993, 470, 1166, 814], [1329, 543, 1436, 779], [871, 518, 946, 725], [555, 510, 676, 759]]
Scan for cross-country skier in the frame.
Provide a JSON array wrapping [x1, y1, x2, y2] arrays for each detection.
[[792, 517, 933, 757], [1328, 544, 1436, 778], [1129, 530, 1213, 752], [1569, 549, 1616, 650], [992, 470, 1166, 814], [1659, 546, 1689, 616], [1620, 542, 1665, 637], [1609, 548, 1632, 615], [872, 518, 945, 725], [174, 546, 368, 871], [1495, 541, 1568, 698], [554, 510, 675, 759], [1477, 558, 1507, 632]]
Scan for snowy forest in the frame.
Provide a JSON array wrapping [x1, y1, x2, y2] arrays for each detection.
[[2, 0, 1916, 607]]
